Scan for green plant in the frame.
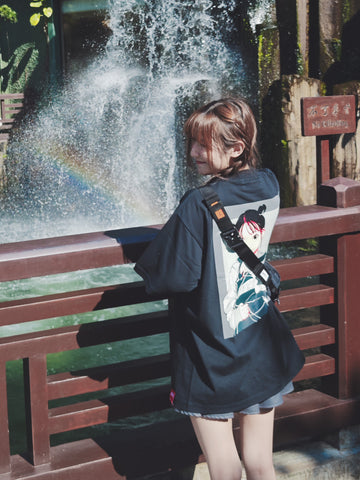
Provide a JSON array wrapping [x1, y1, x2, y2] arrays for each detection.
[[0, 4, 17, 23], [298, 238, 319, 254]]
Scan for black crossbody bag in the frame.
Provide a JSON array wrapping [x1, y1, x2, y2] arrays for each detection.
[[199, 185, 280, 303]]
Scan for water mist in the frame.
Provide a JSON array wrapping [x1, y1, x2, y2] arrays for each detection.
[[2, 0, 270, 243]]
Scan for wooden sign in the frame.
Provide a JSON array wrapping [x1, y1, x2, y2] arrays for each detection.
[[302, 95, 356, 136]]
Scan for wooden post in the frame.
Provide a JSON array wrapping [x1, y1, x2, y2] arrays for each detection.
[[318, 137, 330, 182], [336, 232, 360, 399], [0, 361, 11, 474], [23, 355, 50, 465], [318, 177, 360, 399]]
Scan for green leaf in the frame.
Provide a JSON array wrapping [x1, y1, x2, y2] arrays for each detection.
[[29, 12, 41, 26], [43, 7, 53, 17], [30, 1, 43, 7]]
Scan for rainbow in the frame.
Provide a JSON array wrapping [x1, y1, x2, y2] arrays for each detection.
[[31, 140, 168, 228]]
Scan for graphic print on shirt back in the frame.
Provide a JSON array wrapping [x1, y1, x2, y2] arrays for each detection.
[[213, 195, 279, 339]]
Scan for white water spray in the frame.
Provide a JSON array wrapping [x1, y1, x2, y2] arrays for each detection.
[[2, 0, 269, 243]]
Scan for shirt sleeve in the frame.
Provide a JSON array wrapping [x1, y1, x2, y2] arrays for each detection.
[[134, 210, 203, 296]]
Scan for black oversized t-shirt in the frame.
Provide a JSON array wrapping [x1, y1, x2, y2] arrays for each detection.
[[135, 169, 304, 414]]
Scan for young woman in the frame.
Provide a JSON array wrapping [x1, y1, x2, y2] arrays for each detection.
[[135, 98, 304, 480]]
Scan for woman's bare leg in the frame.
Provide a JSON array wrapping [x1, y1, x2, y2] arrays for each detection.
[[238, 408, 276, 480], [191, 416, 242, 480]]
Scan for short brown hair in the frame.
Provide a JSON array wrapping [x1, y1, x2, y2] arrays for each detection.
[[184, 98, 259, 177]]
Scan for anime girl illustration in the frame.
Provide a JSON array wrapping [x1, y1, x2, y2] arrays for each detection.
[[223, 204, 270, 334]]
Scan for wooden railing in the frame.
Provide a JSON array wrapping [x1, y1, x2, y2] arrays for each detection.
[[1, 177, 360, 479], [0, 93, 24, 141]]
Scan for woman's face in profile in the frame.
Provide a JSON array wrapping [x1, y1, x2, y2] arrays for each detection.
[[190, 139, 242, 175]]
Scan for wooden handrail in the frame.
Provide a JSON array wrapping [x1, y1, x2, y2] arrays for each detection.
[[0, 282, 150, 326], [0, 94, 25, 144], [0, 202, 359, 282]]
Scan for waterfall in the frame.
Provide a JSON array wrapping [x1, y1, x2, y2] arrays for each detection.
[[1, 0, 269, 243]]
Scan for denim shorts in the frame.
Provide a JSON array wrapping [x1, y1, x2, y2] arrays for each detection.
[[174, 382, 293, 419]]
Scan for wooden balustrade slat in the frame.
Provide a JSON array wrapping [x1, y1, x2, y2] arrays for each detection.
[[47, 354, 171, 400], [0, 94, 24, 99], [278, 284, 334, 312], [0, 282, 152, 326], [271, 254, 334, 280], [23, 355, 50, 465], [292, 324, 335, 350], [49, 399, 108, 434], [3, 102, 24, 109], [0, 311, 169, 361], [0, 362, 10, 474], [293, 354, 335, 381], [48, 384, 170, 434]]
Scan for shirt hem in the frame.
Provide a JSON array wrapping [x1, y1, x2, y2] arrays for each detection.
[[173, 378, 297, 415]]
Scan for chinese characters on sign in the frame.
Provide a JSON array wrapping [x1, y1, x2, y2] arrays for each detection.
[[302, 95, 356, 136]]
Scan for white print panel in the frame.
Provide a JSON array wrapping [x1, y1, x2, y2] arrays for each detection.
[[213, 195, 280, 339]]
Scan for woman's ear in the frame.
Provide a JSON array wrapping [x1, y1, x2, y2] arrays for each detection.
[[230, 141, 245, 159]]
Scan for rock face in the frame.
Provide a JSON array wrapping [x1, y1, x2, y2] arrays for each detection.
[[262, 75, 321, 207]]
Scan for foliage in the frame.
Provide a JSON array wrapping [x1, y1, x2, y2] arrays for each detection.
[[0, 1, 53, 27], [1, 43, 40, 92], [0, 4, 17, 23], [29, 0, 53, 27], [298, 238, 319, 254]]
